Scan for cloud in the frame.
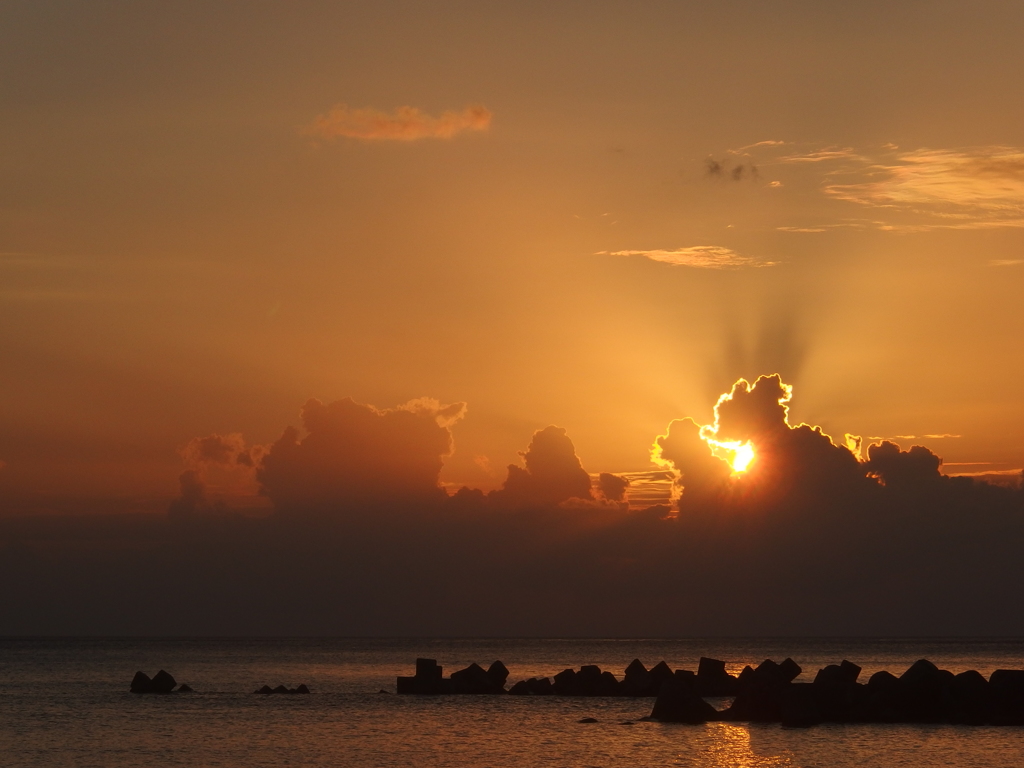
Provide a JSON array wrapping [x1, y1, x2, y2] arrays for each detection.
[[169, 433, 261, 516], [597, 472, 630, 503], [778, 147, 859, 163], [4, 381, 1024, 637], [990, 259, 1023, 267], [303, 104, 492, 141], [733, 140, 790, 152], [653, 375, 867, 509], [167, 468, 224, 517], [604, 246, 775, 269], [488, 426, 594, 508], [257, 396, 466, 513], [823, 147, 1024, 228], [705, 157, 760, 181], [182, 433, 249, 467], [755, 143, 1024, 231]]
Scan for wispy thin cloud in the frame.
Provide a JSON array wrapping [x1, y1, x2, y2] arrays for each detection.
[[823, 148, 1024, 229], [867, 433, 960, 441], [602, 246, 776, 269], [758, 143, 1024, 231], [303, 104, 492, 141], [990, 259, 1023, 267], [732, 140, 790, 153], [779, 147, 859, 163]]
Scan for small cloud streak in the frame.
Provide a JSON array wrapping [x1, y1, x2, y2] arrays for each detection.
[[780, 147, 859, 163], [990, 259, 1023, 267], [304, 104, 492, 141], [604, 246, 775, 270]]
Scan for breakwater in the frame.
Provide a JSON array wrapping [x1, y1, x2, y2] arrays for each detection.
[[397, 656, 1024, 726]]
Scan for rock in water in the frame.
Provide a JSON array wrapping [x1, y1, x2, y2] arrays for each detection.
[[623, 659, 651, 697], [527, 677, 554, 695], [509, 680, 531, 695], [150, 670, 177, 694], [487, 661, 510, 689], [130, 671, 153, 694], [780, 684, 822, 728], [650, 679, 718, 724], [696, 657, 739, 696], [450, 663, 495, 694]]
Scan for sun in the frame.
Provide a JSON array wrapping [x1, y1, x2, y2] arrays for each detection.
[[700, 436, 756, 474], [730, 442, 755, 473]]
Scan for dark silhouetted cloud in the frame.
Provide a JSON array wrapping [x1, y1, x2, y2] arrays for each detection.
[[488, 426, 593, 508], [258, 397, 466, 514], [2, 380, 1023, 637], [597, 472, 630, 503]]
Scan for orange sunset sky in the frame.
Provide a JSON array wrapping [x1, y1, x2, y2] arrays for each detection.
[[2, 0, 1024, 515]]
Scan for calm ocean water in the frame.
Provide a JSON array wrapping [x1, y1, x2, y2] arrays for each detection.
[[3, 638, 1024, 767]]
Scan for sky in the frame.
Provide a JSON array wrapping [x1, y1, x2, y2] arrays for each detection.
[[2, 1, 1024, 634]]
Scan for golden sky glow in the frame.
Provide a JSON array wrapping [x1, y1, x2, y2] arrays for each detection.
[[1, 1, 1024, 513]]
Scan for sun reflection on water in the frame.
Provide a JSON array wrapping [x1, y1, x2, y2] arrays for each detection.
[[688, 723, 796, 767]]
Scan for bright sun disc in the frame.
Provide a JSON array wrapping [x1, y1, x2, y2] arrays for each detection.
[[731, 442, 755, 473]]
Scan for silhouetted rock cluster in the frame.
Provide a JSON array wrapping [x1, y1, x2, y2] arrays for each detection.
[[254, 684, 310, 694], [130, 670, 188, 694], [398, 657, 738, 698], [396, 655, 1024, 726], [507, 657, 740, 698], [649, 658, 1024, 727], [396, 658, 509, 694]]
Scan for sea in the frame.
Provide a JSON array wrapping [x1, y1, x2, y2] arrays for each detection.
[[3, 637, 1024, 767]]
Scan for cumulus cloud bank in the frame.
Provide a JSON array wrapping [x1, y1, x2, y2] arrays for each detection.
[[258, 397, 466, 513], [169, 432, 258, 516], [304, 104, 492, 141], [3, 379, 1024, 637], [488, 426, 595, 508]]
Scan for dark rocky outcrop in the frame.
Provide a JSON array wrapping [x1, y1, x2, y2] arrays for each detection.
[[397, 658, 444, 694], [650, 677, 719, 724], [988, 669, 1024, 725], [130, 670, 178, 694], [696, 657, 739, 696], [397, 658, 508, 695], [254, 684, 310, 694], [622, 659, 651, 696], [397, 655, 1024, 726], [509, 676, 555, 695], [450, 662, 505, 694], [721, 659, 802, 722]]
